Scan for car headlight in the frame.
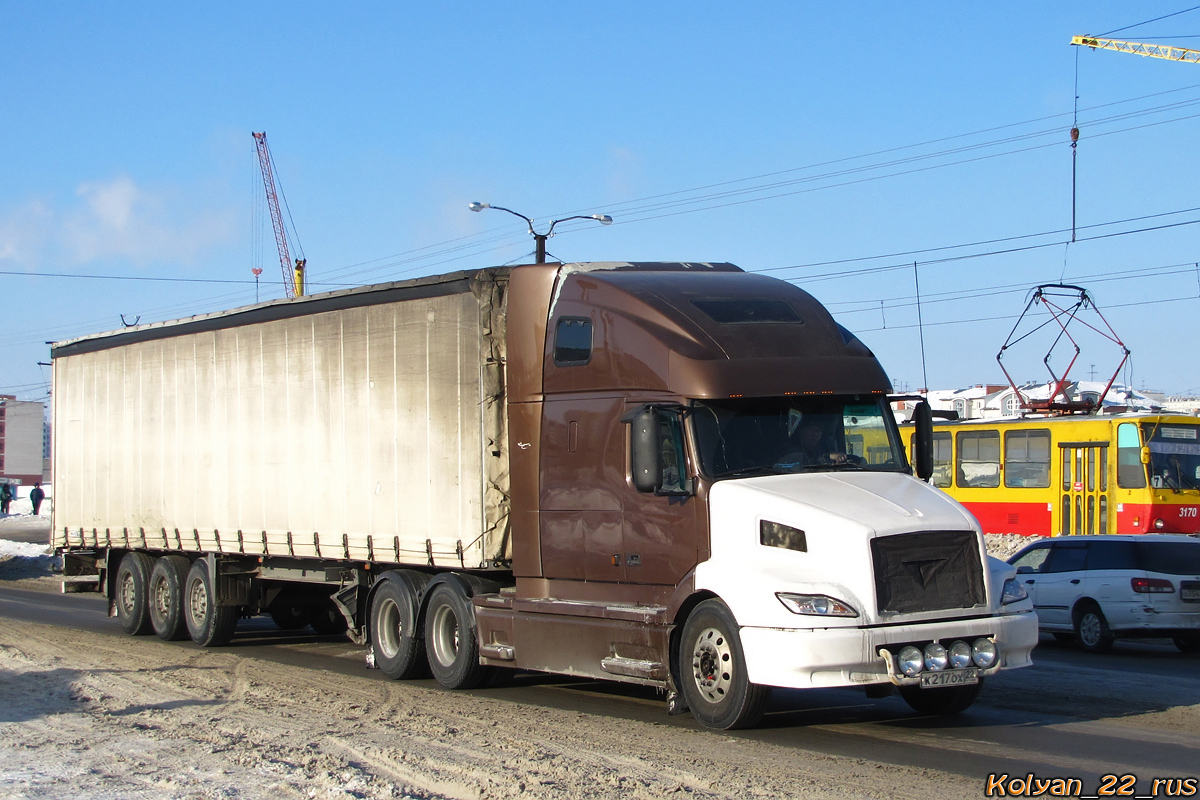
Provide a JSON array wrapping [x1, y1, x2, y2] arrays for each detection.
[[972, 638, 998, 668], [1001, 577, 1029, 605], [898, 645, 924, 677], [775, 593, 858, 617], [948, 640, 974, 669], [923, 643, 948, 671]]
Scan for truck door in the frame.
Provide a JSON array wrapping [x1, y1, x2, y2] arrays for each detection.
[[621, 407, 702, 586]]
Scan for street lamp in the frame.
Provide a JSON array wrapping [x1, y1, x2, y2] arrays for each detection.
[[468, 202, 612, 264]]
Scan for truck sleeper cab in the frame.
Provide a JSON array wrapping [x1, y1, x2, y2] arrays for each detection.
[[52, 261, 1036, 731]]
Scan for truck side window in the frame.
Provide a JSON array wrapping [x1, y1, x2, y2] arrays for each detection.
[[659, 412, 687, 494], [553, 317, 592, 366]]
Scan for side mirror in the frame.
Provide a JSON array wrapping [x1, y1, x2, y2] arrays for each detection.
[[1016, 565, 1035, 574], [630, 408, 662, 493], [1140, 445, 1151, 465], [913, 401, 934, 482]]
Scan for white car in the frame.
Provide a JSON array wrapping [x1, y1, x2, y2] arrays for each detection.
[[1008, 535, 1200, 653]]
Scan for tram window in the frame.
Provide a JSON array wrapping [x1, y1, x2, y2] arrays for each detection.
[[956, 430, 1000, 488], [1004, 429, 1050, 488], [1116, 422, 1147, 488], [913, 432, 953, 487], [1062, 447, 1071, 491], [1099, 447, 1108, 492]]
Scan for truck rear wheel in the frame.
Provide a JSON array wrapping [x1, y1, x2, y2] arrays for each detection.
[[899, 679, 984, 715], [269, 606, 312, 631], [116, 552, 155, 636], [679, 599, 771, 730], [184, 560, 238, 647], [370, 572, 429, 679], [424, 582, 489, 689], [149, 555, 191, 641]]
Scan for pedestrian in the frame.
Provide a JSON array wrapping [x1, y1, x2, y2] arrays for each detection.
[[29, 483, 45, 516], [0, 483, 12, 515]]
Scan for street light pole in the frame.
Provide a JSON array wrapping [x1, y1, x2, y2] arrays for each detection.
[[468, 202, 612, 264]]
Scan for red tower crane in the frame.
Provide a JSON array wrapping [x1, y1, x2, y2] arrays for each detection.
[[252, 132, 306, 298]]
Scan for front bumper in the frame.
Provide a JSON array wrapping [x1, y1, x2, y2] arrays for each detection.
[[739, 611, 1038, 690]]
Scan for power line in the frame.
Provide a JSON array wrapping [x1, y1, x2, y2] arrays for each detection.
[[1097, 5, 1200, 37]]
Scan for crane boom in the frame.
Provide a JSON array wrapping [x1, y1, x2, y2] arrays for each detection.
[[1071, 35, 1200, 64], [252, 131, 305, 298]]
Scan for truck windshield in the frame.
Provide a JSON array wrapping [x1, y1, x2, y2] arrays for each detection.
[[1141, 422, 1200, 491], [692, 395, 906, 479]]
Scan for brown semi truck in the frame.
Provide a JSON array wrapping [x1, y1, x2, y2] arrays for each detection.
[[52, 261, 1036, 729]]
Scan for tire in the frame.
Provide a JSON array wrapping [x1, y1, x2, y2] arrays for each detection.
[[1075, 604, 1114, 654], [184, 559, 239, 647], [370, 573, 429, 679], [1173, 634, 1200, 654], [115, 552, 155, 636], [269, 605, 312, 631], [148, 555, 191, 641], [678, 599, 771, 730], [309, 603, 349, 636], [424, 581, 490, 689], [899, 679, 984, 715]]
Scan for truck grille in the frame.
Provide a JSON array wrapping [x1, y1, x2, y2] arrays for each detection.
[[871, 531, 986, 616]]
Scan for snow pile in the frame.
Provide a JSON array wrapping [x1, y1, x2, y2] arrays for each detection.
[[0, 537, 59, 579], [985, 532, 1045, 560]]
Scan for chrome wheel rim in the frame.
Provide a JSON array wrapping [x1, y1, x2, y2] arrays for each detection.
[[1079, 612, 1102, 646], [376, 597, 402, 659], [430, 603, 459, 668], [691, 627, 733, 704], [120, 572, 137, 615], [152, 576, 170, 619], [187, 578, 209, 627]]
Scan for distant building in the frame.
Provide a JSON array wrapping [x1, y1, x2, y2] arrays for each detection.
[[0, 395, 46, 485], [896, 381, 1165, 422]]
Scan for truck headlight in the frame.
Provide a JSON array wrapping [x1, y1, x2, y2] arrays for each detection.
[[923, 643, 948, 671], [1000, 577, 1028, 605], [948, 640, 973, 669], [972, 638, 998, 668], [775, 593, 858, 617], [898, 645, 924, 676]]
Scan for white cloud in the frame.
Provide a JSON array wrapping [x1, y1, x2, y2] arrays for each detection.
[[0, 175, 236, 269]]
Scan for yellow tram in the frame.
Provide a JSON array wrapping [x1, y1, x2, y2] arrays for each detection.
[[900, 413, 1200, 537]]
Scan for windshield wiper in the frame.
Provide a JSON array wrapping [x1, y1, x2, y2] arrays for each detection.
[[713, 466, 786, 479]]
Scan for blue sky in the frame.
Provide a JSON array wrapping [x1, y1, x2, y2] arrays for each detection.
[[4, 3, 1200, 403]]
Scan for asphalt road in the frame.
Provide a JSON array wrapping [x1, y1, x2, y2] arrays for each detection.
[[1, 585, 1197, 798]]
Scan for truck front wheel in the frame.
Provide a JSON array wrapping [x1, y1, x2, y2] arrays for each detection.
[[116, 552, 155, 636], [149, 555, 191, 641], [184, 560, 238, 647], [424, 582, 489, 690], [899, 680, 984, 715], [370, 572, 429, 680], [679, 599, 771, 730]]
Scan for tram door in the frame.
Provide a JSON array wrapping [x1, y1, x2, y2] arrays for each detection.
[[1057, 442, 1110, 536]]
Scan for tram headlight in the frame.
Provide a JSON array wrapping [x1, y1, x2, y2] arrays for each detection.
[[923, 643, 948, 671], [948, 640, 974, 669], [1154, 518, 1165, 531], [972, 638, 998, 668], [897, 646, 924, 677]]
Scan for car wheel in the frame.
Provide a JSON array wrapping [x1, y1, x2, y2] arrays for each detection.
[[1172, 634, 1200, 654], [115, 552, 155, 636], [148, 555, 191, 641], [678, 599, 771, 730], [899, 679, 984, 715], [1074, 604, 1114, 654]]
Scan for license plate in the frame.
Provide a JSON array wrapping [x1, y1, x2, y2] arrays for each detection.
[[920, 668, 978, 688], [1182, 588, 1200, 601]]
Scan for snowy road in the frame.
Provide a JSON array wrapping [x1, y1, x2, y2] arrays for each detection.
[[2, 579, 1199, 799]]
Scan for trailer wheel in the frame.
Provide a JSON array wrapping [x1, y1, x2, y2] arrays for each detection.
[[309, 603, 349, 636], [679, 599, 771, 730], [149, 555, 191, 641], [116, 552, 155, 636], [370, 574, 428, 679], [269, 606, 312, 631], [184, 560, 238, 647], [424, 582, 489, 690], [899, 679, 984, 715]]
